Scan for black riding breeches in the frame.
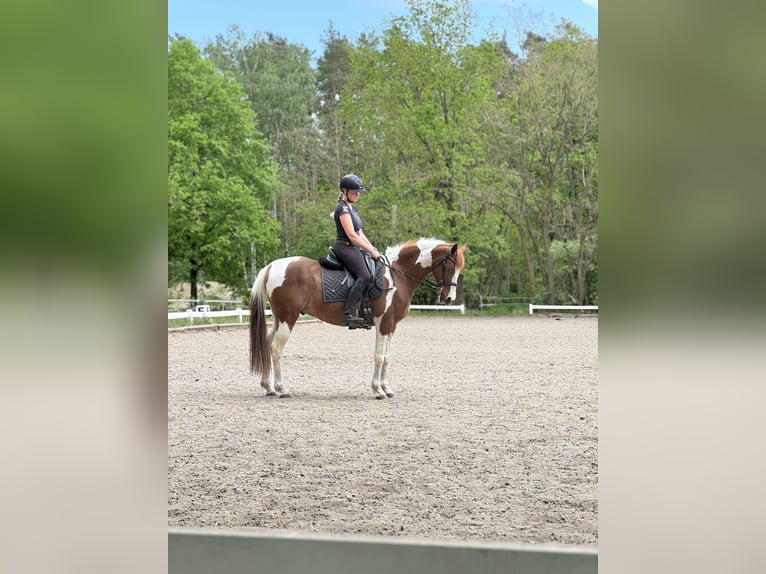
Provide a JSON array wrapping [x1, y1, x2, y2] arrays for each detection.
[[333, 241, 371, 282]]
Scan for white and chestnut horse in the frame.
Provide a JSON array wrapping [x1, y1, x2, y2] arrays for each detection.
[[249, 238, 466, 399]]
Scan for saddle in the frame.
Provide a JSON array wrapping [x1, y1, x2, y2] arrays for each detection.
[[318, 247, 387, 328]]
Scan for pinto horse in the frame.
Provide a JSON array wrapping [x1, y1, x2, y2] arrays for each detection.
[[249, 238, 466, 399]]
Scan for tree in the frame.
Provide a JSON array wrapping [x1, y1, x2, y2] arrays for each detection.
[[204, 27, 317, 166], [339, 1, 502, 233], [486, 23, 598, 304], [316, 22, 354, 179], [168, 37, 279, 300], [203, 27, 319, 257], [525, 23, 597, 304]]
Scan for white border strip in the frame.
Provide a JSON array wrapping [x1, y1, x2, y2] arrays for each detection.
[[168, 305, 465, 323]]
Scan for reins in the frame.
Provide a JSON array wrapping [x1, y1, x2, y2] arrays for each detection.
[[380, 252, 458, 294]]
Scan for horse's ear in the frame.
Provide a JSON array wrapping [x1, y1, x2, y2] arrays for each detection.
[[450, 244, 458, 255]]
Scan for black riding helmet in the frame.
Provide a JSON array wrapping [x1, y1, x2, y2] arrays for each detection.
[[339, 173, 365, 192]]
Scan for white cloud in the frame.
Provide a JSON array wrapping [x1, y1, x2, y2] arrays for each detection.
[[583, 0, 598, 9]]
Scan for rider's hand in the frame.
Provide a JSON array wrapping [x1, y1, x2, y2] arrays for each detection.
[[371, 248, 381, 260]]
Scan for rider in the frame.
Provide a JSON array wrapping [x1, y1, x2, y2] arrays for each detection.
[[333, 173, 381, 328]]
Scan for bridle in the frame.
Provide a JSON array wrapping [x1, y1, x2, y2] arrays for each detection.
[[382, 252, 459, 294]]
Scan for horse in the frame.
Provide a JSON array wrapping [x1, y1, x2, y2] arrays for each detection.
[[248, 238, 466, 399]]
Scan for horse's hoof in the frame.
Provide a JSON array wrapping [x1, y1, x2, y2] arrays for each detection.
[[279, 393, 292, 399], [265, 391, 278, 397], [385, 392, 394, 398], [374, 394, 385, 400]]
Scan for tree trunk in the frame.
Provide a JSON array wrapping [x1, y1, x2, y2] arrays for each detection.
[[189, 265, 199, 304], [515, 220, 536, 298], [577, 235, 587, 305], [541, 176, 557, 305], [541, 218, 556, 305]]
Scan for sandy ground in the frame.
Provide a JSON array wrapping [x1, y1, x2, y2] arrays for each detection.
[[168, 315, 598, 546]]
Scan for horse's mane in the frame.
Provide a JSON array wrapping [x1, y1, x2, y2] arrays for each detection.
[[385, 237, 448, 259]]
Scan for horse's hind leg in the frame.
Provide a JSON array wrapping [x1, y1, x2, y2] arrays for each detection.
[[260, 323, 279, 396], [261, 320, 284, 397], [271, 321, 293, 398]]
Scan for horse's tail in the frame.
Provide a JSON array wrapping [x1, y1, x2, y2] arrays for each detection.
[[249, 265, 272, 379]]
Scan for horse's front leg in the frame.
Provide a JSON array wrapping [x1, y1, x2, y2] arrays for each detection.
[[379, 333, 395, 398], [371, 329, 394, 399]]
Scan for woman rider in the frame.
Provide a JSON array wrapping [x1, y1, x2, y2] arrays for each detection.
[[333, 173, 381, 328]]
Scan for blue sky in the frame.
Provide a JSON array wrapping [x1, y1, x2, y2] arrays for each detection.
[[168, 0, 597, 60]]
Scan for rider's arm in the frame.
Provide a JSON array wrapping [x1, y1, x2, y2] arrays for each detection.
[[339, 214, 380, 259]]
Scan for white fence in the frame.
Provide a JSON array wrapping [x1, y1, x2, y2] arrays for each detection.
[[169, 528, 597, 574], [529, 304, 598, 315], [168, 304, 464, 324], [167, 307, 264, 323], [169, 303, 602, 322], [168, 299, 242, 312]]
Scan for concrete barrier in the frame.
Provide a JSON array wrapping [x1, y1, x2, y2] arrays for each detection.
[[168, 528, 597, 574]]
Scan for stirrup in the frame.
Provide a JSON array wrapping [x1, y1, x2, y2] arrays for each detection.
[[342, 314, 363, 329]]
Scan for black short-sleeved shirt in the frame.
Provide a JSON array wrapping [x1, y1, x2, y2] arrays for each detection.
[[334, 200, 363, 242]]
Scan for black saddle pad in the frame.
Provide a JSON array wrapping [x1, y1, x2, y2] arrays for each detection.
[[320, 259, 387, 303], [321, 267, 353, 302]]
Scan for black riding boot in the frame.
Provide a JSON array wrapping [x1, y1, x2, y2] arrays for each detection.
[[342, 277, 366, 328]]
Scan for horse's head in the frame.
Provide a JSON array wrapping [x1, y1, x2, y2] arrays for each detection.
[[432, 243, 467, 304]]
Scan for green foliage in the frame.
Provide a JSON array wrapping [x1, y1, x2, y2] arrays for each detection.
[[338, 0, 504, 253], [549, 238, 598, 305], [203, 26, 317, 159], [291, 200, 336, 260], [168, 37, 280, 296], [203, 27, 325, 258]]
